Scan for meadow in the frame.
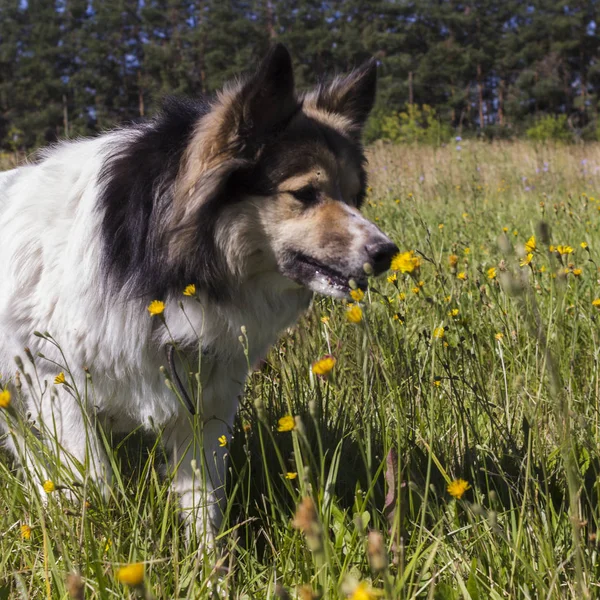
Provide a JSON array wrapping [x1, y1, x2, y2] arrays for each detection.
[[1, 140, 600, 599]]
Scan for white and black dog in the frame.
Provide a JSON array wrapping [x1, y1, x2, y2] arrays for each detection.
[[0, 44, 397, 541]]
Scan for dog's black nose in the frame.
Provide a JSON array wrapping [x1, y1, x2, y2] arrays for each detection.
[[365, 240, 399, 275]]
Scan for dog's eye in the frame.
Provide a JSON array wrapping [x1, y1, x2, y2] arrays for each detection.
[[290, 186, 319, 205]]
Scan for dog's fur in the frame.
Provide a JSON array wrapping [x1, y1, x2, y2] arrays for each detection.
[[0, 45, 397, 540]]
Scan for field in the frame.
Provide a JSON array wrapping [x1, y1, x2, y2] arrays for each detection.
[[2, 141, 600, 599]]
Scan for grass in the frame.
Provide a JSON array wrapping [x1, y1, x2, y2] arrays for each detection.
[[2, 140, 600, 599]]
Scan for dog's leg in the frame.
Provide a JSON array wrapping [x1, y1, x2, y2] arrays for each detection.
[[24, 391, 112, 500], [166, 414, 232, 549]]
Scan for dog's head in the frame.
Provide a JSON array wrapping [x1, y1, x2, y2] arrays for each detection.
[[172, 44, 398, 299]]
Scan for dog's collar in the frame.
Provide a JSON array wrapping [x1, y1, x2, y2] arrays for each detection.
[[165, 345, 196, 415]]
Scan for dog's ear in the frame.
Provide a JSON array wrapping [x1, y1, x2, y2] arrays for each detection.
[[238, 43, 298, 139], [314, 59, 377, 129]]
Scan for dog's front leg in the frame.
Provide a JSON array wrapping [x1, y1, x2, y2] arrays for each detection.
[[24, 390, 112, 500], [167, 415, 232, 549]]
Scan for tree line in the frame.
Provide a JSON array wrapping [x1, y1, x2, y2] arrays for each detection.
[[0, 0, 598, 151]]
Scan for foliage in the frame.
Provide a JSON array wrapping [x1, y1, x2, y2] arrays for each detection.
[[379, 104, 452, 145], [2, 141, 600, 598], [526, 114, 574, 143], [0, 1, 599, 150]]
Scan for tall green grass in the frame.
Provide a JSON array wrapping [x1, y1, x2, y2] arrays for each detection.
[[1, 141, 600, 599]]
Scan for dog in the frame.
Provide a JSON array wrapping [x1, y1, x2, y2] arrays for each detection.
[[0, 44, 398, 543]]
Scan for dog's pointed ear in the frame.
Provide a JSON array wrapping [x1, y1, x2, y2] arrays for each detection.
[[315, 59, 377, 129], [240, 43, 298, 138]]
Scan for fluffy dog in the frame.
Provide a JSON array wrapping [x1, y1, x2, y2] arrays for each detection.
[[0, 44, 397, 541]]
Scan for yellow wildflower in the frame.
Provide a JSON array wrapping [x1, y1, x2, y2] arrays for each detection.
[[457, 272, 467, 281], [277, 415, 295, 432], [349, 288, 364, 302], [398, 292, 406, 300], [581, 242, 588, 249], [520, 253, 533, 267], [54, 372, 66, 385], [391, 250, 421, 274], [572, 268, 582, 276], [43, 480, 55, 493], [487, 267, 497, 280], [0, 389, 10, 409], [448, 254, 458, 268], [116, 563, 144, 587], [448, 308, 459, 317], [147, 300, 165, 316], [411, 286, 420, 294], [556, 245, 573, 255], [346, 304, 363, 323], [447, 478, 471, 499], [285, 472, 298, 480], [438, 223, 444, 230], [312, 355, 336, 377], [495, 333, 504, 341], [433, 327, 445, 339], [525, 236, 536, 253], [20, 525, 32, 540], [349, 581, 379, 600], [320, 316, 329, 324], [218, 435, 227, 447], [183, 284, 196, 296], [502, 227, 508, 233], [387, 273, 397, 283], [464, 247, 471, 255], [592, 299, 600, 308]]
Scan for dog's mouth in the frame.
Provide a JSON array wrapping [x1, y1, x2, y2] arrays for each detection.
[[284, 252, 368, 297]]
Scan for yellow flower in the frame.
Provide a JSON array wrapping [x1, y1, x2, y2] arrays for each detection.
[[448, 254, 458, 267], [285, 472, 298, 480], [495, 332, 504, 341], [487, 267, 497, 280], [502, 227, 508, 233], [20, 525, 32, 540], [218, 435, 227, 447], [312, 355, 336, 377], [447, 478, 471, 499], [520, 253, 533, 267], [116, 562, 145, 587], [0, 389, 11, 409], [349, 288, 364, 302], [581, 242, 588, 249], [572, 268, 582, 276], [525, 236, 536, 253], [433, 377, 442, 387], [350, 581, 380, 600], [448, 308, 459, 317], [411, 286, 420, 294], [346, 304, 363, 323], [391, 251, 421, 274], [513, 230, 518, 237], [387, 273, 397, 283], [277, 415, 295, 432], [464, 247, 471, 255], [54, 372, 66, 385], [433, 327, 445, 339], [398, 292, 406, 301], [438, 223, 444, 230], [556, 245, 574, 255], [147, 300, 165, 316], [457, 272, 467, 281], [183, 284, 196, 296], [320, 316, 329, 324], [43, 480, 55, 493], [593, 299, 600, 308]]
